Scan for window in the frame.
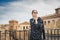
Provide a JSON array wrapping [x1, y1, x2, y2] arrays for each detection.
[[44, 21, 46, 25], [52, 20, 55, 25], [48, 21, 50, 24], [52, 20, 55, 23], [23, 26, 25, 29], [26, 26, 29, 29], [10, 26, 13, 30]]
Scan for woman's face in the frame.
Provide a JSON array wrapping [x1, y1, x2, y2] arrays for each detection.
[[32, 11, 38, 18]]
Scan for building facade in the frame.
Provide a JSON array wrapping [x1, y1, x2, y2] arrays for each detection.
[[9, 20, 18, 30], [41, 8, 60, 29], [18, 21, 30, 30]]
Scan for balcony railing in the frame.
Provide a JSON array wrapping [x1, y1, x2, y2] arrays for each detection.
[[0, 29, 60, 40], [46, 29, 60, 40]]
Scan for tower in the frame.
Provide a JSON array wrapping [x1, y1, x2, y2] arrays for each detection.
[[9, 20, 18, 30], [55, 8, 60, 14]]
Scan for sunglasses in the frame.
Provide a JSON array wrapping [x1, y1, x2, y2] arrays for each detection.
[[33, 12, 38, 14]]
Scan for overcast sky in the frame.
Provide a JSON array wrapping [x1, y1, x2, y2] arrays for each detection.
[[0, 0, 60, 24]]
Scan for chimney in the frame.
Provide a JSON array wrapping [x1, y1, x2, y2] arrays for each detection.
[[55, 8, 60, 14]]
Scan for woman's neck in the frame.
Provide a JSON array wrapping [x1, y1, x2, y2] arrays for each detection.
[[33, 17, 38, 20]]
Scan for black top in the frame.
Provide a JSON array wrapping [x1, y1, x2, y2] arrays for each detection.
[[30, 17, 45, 40]]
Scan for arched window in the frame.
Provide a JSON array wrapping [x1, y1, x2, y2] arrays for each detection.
[[48, 21, 50, 24], [52, 20, 55, 23], [44, 21, 46, 25], [23, 26, 25, 30], [26, 26, 29, 29]]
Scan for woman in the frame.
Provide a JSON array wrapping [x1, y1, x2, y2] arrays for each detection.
[[30, 10, 45, 40]]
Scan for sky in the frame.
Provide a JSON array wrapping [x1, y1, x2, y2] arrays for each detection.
[[0, 0, 60, 24]]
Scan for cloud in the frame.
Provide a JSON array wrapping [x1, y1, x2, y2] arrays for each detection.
[[0, 0, 60, 24], [43, 0, 60, 6]]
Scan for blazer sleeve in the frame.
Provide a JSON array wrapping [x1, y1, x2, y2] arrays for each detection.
[[30, 19, 35, 26], [38, 17, 46, 39], [42, 20, 46, 39]]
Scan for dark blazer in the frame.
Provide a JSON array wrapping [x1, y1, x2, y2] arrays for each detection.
[[30, 17, 45, 40]]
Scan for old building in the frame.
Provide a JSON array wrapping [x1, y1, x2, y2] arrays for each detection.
[[9, 20, 18, 30], [0, 24, 9, 31], [41, 8, 60, 29], [17, 21, 30, 40], [18, 21, 30, 30]]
